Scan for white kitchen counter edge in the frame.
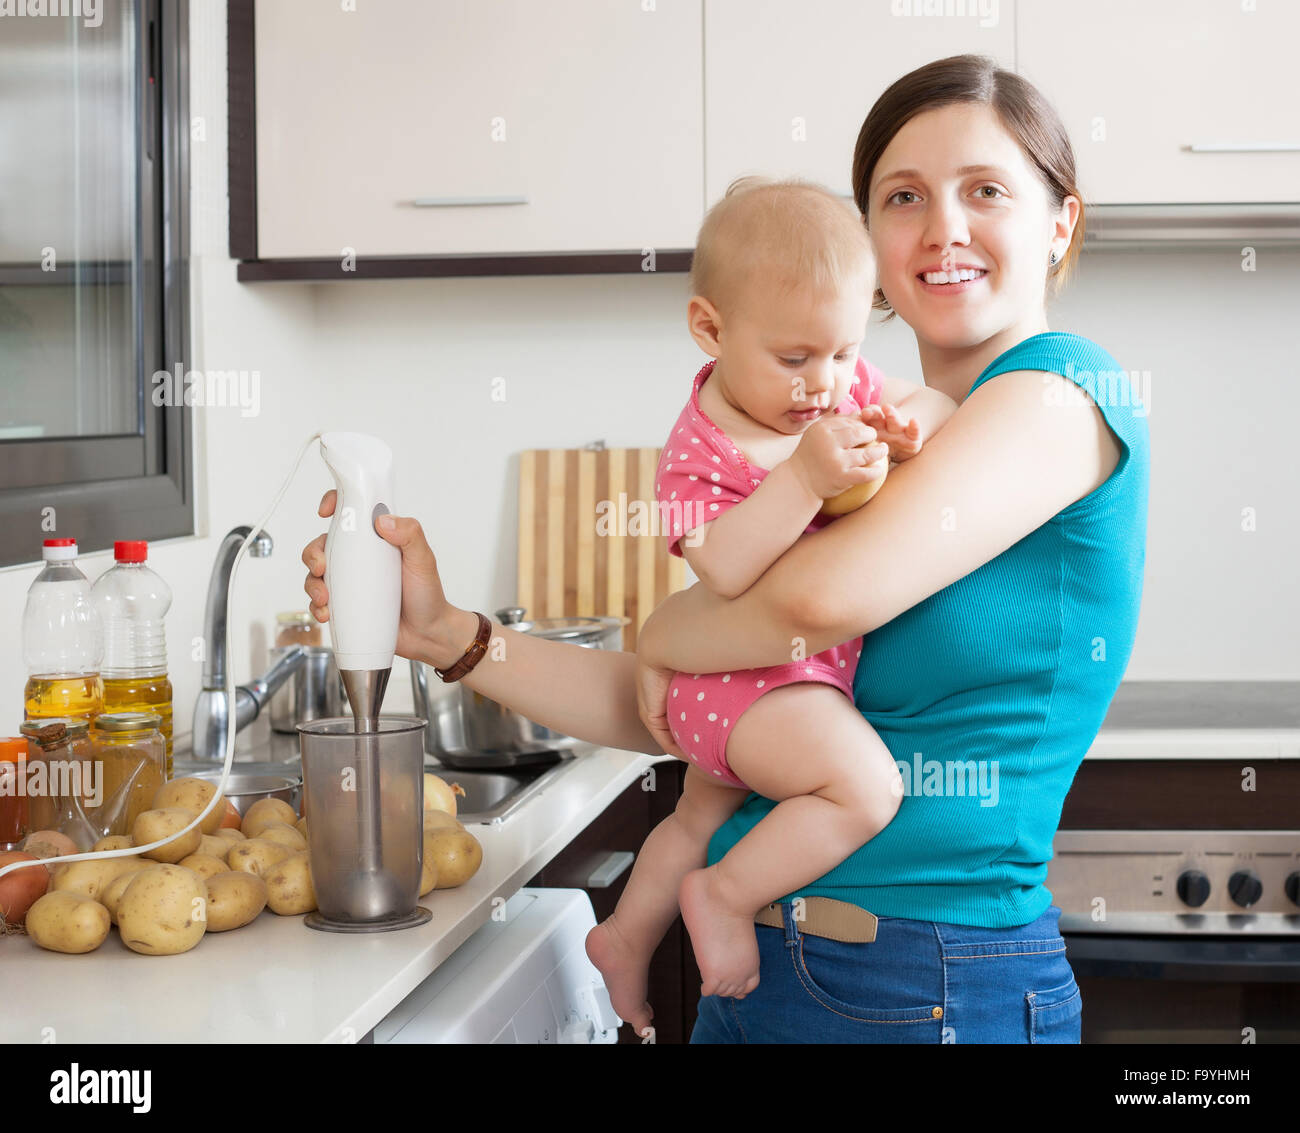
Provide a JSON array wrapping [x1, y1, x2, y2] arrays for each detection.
[[0, 744, 670, 1045]]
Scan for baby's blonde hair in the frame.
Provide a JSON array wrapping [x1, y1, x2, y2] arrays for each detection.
[[689, 176, 876, 316]]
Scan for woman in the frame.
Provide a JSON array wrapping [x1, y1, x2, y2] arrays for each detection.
[[303, 56, 1148, 1044]]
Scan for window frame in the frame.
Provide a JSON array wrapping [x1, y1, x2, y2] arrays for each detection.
[[0, 0, 192, 569]]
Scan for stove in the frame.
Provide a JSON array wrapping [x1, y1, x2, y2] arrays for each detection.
[[1046, 681, 1300, 1042]]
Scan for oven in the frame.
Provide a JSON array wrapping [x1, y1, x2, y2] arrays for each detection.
[[1046, 681, 1300, 1044]]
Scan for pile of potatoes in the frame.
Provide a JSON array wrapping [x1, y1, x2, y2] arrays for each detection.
[[19, 772, 482, 957]]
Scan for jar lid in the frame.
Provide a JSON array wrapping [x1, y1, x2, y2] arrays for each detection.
[[92, 712, 162, 733], [0, 738, 27, 763], [21, 717, 90, 740], [276, 611, 313, 625]]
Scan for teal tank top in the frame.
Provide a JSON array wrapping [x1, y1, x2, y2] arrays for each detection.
[[705, 332, 1150, 927]]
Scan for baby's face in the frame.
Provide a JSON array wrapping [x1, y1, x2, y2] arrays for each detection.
[[717, 279, 873, 435]]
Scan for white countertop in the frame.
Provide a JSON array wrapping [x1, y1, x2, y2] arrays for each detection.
[[0, 744, 666, 1044]]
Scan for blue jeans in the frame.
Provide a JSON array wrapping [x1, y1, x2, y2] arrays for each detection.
[[690, 903, 1081, 1044]]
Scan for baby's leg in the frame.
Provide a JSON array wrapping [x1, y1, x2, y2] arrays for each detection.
[[679, 682, 901, 1000], [585, 766, 748, 1038]]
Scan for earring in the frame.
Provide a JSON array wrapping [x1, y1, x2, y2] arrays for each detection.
[[1049, 250, 1060, 266]]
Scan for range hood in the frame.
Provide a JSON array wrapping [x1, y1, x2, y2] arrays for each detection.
[[1085, 203, 1300, 247]]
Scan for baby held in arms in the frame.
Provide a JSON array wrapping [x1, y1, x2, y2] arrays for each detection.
[[585, 177, 959, 1037]]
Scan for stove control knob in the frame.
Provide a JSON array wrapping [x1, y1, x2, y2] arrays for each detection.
[[1285, 872, 1300, 907], [1227, 870, 1263, 908], [1176, 870, 1211, 908]]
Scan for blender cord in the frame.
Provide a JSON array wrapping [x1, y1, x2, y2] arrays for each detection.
[[0, 431, 325, 885]]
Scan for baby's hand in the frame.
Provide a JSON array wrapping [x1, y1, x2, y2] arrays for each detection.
[[791, 414, 888, 501], [860, 403, 923, 463]]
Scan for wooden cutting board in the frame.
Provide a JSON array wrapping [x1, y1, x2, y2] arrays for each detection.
[[517, 446, 689, 651]]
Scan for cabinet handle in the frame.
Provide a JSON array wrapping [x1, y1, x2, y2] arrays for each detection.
[[410, 195, 529, 207], [586, 850, 635, 888], [1185, 143, 1300, 153]]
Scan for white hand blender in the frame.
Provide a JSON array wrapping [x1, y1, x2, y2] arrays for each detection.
[[318, 432, 405, 917]]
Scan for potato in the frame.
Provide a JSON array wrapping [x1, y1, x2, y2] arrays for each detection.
[[92, 835, 134, 853], [241, 797, 298, 839], [26, 891, 111, 953], [198, 834, 230, 859], [178, 853, 229, 881], [214, 827, 246, 844], [419, 834, 439, 896], [101, 865, 163, 925], [422, 809, 463, 833], [152, 777, 226, 835], [204, 871, 267, 932], [295, 816, 308, 838], [225, 838, 293, 878], [257, 822, 308, 853], [116, 864, 207, 955], [51, 856, 147, 902], [424, 829, 483, 889], [132, 807, 203, 864], [264, 853, 317, 916]]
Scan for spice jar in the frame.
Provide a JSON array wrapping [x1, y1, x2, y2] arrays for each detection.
[[18, 719, 98, 851], [88, 712, 166, 838], [275, 611, 321, 649], [0, 738, 29, 850]]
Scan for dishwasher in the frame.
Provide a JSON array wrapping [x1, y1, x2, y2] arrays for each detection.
[[370, 888, 622, 1044]]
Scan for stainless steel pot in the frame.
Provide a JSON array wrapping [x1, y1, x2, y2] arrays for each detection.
[[269, 645, 346, 733], [410, 606, 628, 769]]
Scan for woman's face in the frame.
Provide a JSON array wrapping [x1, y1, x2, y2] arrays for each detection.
[[867, 102, 1076, 352]]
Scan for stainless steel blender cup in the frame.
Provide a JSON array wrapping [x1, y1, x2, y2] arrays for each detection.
[[298, 715, 431, 933]]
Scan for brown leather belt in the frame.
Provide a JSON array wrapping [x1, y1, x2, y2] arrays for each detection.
[[754, 897, 878, 943]]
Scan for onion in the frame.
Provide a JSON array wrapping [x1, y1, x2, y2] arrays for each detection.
[[0, 850, 51, 927], [423, 773, 466, 817]]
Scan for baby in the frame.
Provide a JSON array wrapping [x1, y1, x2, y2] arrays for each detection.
[[585, 177, 958, 1038]]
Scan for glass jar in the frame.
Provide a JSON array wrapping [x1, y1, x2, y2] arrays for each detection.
[[18, 718, 98, 851], [275, 611, 321, 649], [88, 712, 166, 838], [0, 738, 29, 850]]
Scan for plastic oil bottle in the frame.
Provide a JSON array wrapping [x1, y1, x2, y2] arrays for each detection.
[[91, 541, 175, 774], [22, 538, 104, 723]]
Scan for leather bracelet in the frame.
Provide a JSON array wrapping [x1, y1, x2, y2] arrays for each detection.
[[433, 611, 492, 684]]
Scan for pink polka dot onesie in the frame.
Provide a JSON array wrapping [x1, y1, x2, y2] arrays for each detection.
[[655, 356, 884, 788]]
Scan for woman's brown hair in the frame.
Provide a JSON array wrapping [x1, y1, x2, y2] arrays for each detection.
[[851, 54, 1084, 313]]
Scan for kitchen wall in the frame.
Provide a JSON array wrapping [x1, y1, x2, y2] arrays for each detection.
[[1, 1, 1296, 739]]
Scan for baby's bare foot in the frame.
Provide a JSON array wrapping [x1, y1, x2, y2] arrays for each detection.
[[679, 868, 760, 1000], [585, 916, 654, 1039]]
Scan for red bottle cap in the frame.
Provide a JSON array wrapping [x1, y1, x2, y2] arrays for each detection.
[[43, 538, 76, 547], [114, 540, 148, 562]]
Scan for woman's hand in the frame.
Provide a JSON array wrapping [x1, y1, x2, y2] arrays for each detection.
[[302, 489, 467, 667], [636, 654, 685, 759]]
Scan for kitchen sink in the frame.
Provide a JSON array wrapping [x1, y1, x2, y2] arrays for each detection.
[[430, 755, 582, 825], [172, 723, 584, 825]]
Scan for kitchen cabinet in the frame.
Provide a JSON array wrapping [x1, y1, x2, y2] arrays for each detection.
[[703, 0, 1015, 202], [526, 758, 702, 1043], [249, 0, 703, 260], [1017, 0, 1300, 205]]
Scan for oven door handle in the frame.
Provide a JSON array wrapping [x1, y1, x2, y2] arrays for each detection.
[[1064, 932, 1300, 982]]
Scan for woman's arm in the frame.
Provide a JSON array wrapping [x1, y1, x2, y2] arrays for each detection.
[[637, 369, 1122, 674], [427, 608, 663, 755]]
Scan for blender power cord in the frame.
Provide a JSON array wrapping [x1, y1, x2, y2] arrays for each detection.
[[0, 431, 325, 888]]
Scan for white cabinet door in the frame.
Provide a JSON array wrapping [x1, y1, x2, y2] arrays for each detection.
[[704, 0, 1015, 204], [255, 0, 703, 258], [1019, 0, 1300, 204]]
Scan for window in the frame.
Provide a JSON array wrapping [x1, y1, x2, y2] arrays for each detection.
[[0, 0, 191, 568]]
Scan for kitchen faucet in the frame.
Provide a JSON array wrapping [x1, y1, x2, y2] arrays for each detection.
[[190, 525, 307, 762]]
